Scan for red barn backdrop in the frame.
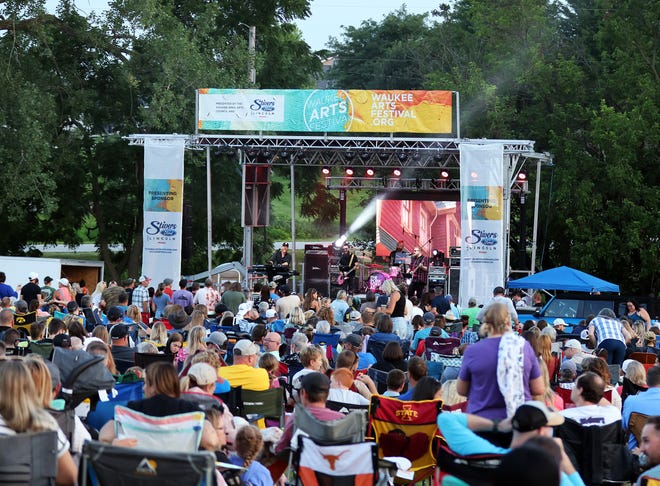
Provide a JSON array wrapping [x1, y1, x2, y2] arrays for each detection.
[[376, 200, 461, 259]]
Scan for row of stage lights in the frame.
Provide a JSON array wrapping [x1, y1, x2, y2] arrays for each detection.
[[323, 167, 528, 182], [323, 167, 457, 180]]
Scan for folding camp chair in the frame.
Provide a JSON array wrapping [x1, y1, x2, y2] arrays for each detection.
[[241, 387, 285, 427], [134, 352, 173, 369], [312, 332, 340, 348], [80, 440, 216, 486], [626, 412, 649, 448], [52, 347, 116, 409], [294, 403, 367, 444], [27, 340, 54, 359], [292, 435, 378, 486], [113, 406, 205, 453], [630, 352, 658, 372], [367, 367, 390, 394], [326, 399, 370, 415], [215, 386, 243, 417], [13, 311, 37, 338], [554, 418, 634, 485], [435, 441, 502, 486], [368, 395, 442, 484], [0, 431, 57, 486], [423, 337, 460, 360]]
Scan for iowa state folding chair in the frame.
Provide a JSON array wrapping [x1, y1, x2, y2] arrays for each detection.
[[368, 395, 442, 483]]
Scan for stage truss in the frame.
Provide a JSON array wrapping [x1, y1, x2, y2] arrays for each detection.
[[126, 133, 553, 285]]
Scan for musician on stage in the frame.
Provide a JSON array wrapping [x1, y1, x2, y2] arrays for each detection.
[[267, 242, 292, 283], [338, 244, 359, 293], [409, 246, 428, 299], [389, 240, 405, 266]]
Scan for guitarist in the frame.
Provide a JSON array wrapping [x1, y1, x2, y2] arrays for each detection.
[[409, 246, 429, 299], [338, 244, 359, 293]]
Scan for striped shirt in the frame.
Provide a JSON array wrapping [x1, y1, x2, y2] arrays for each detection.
[[590, 316, 625, 345]]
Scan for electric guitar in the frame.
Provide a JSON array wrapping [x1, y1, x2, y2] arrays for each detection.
[[337, 265, 357, 285]]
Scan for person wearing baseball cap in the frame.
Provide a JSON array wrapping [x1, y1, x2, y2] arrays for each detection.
[[275, 372, 345, 454], [341, 333, 376, 369], [131, 276, 151, 324], [411, 311, 441, 355], [109, 324, 135, 373], [20, 272, 42, 308], [553, 318, 569, 336], [438, 401, 582, 485], [217, 339, 269, 394], [562, 338, 591, 370]]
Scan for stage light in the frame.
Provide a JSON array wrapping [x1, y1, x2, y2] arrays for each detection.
[[321, 166, 331, 175], [365, 167, 375, 177], [378, 152, 390, 163], [334, 234, 347, 248], [392, 168, 402, 177], [415, 177, 422, 188], [345, 167, 354, 176], [345, 151, 355, 161], [360, 152, 371, 162], [517, 172, 527, 181], [440, 170, 450, 180], [412, 152, 421, 162], [397, 152, 408, 163]]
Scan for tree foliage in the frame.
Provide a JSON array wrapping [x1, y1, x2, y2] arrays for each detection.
[[326, 0, 659, 294], [0, 0, 320, 279]]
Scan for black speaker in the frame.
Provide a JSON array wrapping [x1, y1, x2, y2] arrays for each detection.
[[242, 164, 270, 227], [304, 245, 329, 296], [448, 267, 460, 302]]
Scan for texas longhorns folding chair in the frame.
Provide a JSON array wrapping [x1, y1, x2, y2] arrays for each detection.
[[292, 435, 378, 486], [368, 395, 442, 484]]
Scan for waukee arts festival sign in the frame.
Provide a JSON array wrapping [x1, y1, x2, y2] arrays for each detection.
[[196, 89, 453, 134]]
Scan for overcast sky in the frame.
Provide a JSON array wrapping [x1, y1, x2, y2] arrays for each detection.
[[45, 0, 437, 51]]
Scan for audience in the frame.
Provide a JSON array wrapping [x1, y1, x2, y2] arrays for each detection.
[[2, 267, 657, 486]]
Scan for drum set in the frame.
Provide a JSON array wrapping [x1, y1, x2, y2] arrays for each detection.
[[365, 263, 412, 293]]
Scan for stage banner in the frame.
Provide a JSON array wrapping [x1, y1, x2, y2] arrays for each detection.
[[459, 143, 505, 309], [141, 138, 185, 287], [197, 89, 453, 134]]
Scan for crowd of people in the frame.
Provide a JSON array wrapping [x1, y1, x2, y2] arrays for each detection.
[[0, 267, 659, 485]]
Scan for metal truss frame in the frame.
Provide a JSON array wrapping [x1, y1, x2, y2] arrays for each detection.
[[126, 133, 553, 287], [127, 133, 538, 168]]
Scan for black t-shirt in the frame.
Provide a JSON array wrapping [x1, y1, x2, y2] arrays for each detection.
[[20, 282, 41, 305], [128, 394, 200, 417]]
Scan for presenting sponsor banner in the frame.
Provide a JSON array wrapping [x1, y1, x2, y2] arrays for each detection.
[[141, 138, 185, 286], [459, 144, 505, 308], [197, 89, 453, 134]]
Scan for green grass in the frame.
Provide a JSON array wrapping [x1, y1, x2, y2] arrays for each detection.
[[41, 252, 101, 261]]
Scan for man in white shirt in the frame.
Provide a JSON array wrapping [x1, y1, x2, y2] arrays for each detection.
[[274, 285, 301, 320], [561, 371, 621, 426], [476, 286, 519, 328]]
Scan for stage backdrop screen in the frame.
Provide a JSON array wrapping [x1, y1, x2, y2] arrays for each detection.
[[197, 89, 453, 134]]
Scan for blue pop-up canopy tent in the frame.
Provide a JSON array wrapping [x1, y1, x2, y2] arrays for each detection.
[[507, 266, 620, 293]]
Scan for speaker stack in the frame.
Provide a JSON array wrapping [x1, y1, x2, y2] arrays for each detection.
[[303, 244, 330, 297], [448, 246, 461, 302]]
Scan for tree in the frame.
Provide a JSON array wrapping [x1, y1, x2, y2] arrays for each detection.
[[0, 0, 321, 279]]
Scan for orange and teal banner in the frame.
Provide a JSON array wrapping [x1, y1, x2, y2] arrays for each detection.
[[197, 89, 453, 134], [459, 143, 505, 309], [141, 138, 185, 286]]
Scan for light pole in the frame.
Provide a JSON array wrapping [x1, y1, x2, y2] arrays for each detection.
[[239, 24, 257, 276]]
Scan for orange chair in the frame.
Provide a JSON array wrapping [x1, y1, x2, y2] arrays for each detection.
[[368, 395, 442, 484]]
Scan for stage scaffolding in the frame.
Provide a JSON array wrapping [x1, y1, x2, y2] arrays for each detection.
[[126, 133, 553, 289]]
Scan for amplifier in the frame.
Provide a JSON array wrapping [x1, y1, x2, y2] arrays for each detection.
[[449, 246, 461, 257]]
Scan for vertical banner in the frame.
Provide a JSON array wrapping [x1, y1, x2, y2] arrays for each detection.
[[141, 138, 185, 286], [459, 143, 505, 309]]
